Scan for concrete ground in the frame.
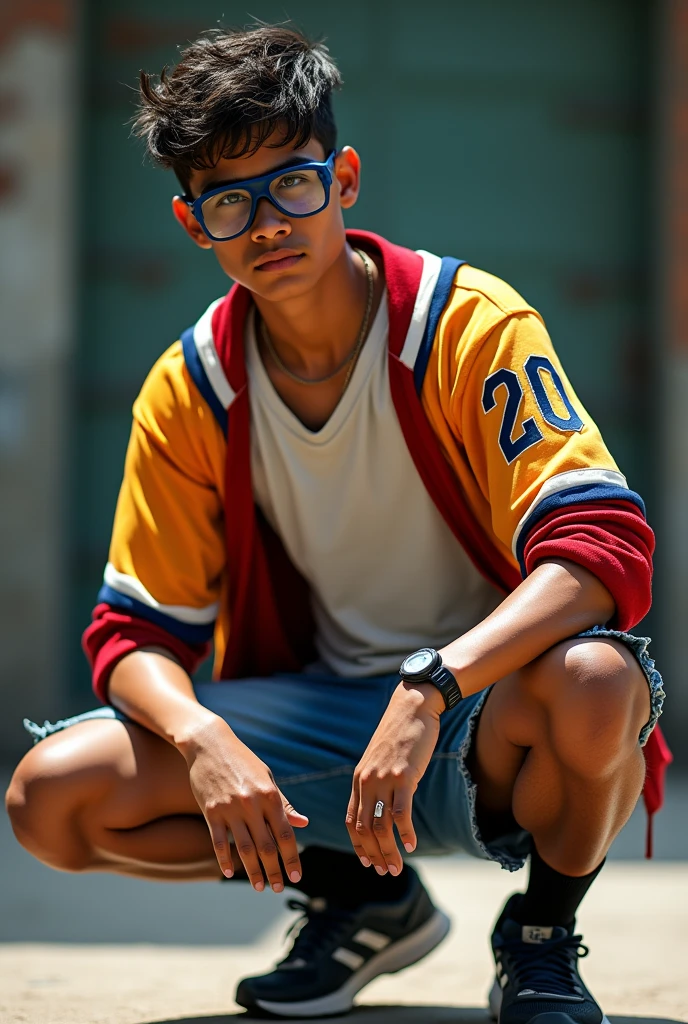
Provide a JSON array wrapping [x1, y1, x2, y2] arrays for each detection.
[[2, 771, 687, 1024]]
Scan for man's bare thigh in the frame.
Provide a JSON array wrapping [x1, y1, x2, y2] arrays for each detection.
[[9, 717, 199, 827]]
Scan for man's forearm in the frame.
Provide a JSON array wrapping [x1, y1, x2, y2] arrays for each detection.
[[108, 647, 223, 754], [438, 558, 615, 698], [108, 651, 309, 889]]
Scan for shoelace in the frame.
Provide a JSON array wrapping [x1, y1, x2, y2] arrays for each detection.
[[500, 933, 590, 997], [278, 898, 358, 968]]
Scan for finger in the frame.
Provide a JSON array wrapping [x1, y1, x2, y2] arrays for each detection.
[[348, 778, 381, 869], [371, 796, 404, 876], [230, 819, 267, 892], [283, 801, 309, 828], [267, 771, 308, 827], [345, 788, 371, 868], [245, 811, 286, 893], [265, 797, 304, 886], [358, 782, 393, 874], [391, 784, 418, 855], [208, 817, 235, 879]]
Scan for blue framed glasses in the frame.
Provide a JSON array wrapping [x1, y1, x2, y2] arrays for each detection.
[[184, 151, 337, 242]]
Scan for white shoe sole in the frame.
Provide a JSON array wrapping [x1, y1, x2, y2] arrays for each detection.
[[254, 907, 451, 1018], [488, 977, 610, 1024]]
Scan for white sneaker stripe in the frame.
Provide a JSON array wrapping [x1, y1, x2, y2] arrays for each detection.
[[352, 928, 392, 952], [332, 947, 365, 971]]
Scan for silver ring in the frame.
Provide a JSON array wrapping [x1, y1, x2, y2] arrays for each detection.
[[373, 800, 385, 818]]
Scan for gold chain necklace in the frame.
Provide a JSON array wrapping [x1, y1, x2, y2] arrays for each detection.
[[260, 248, 374, 391]]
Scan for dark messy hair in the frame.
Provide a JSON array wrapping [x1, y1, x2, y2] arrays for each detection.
[[133, 24, 342, 192]]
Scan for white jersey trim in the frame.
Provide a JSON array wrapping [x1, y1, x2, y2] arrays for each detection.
[[511, 468, 629, 557], [103, 562, 220, 624], [194, 298, 237, 409], [398, 250, 443, 370]]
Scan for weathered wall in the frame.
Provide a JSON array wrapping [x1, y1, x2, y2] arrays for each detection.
[[0, 1, 77, 758], [657, 0, 688, 761]]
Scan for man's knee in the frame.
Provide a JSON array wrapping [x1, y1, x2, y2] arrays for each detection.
[[5, 739, 97, 872], [526, 638, 650, 778]]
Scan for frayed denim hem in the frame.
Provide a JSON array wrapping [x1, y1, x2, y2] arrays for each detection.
[[454, 687, 528, 873], [23, 706, 124, 745]]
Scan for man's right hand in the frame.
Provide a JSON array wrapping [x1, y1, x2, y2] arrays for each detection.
[[180, 715, 309, 891], [108, 648, 309, 893]]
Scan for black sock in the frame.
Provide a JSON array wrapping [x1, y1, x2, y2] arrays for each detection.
[[514, 845, 605, 928], [293, 846, 413, 908]]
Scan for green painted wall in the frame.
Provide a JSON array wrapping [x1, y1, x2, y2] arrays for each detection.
[[70, 0, 652, 698]]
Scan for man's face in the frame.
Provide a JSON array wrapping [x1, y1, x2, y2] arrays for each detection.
[[173, 135, 361, 303]]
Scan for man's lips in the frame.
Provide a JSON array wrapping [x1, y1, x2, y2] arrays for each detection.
[[254, 250, 305, 272]]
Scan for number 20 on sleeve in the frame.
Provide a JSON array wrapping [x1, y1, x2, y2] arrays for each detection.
[[481, 355, 583, 465]]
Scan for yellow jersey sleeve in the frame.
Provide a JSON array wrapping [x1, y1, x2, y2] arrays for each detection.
[[422, 266, 626, 570], [102, 340, 227, 643]]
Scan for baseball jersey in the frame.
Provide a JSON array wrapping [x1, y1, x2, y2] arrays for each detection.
[[84, 232, 653, 691]]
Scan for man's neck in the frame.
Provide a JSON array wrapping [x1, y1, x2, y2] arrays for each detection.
[[253, 243, 383, 380]]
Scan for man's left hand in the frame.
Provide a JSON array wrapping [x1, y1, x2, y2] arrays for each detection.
[[345, 681, 443, 875]]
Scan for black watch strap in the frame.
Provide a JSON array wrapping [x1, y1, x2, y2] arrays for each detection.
[[428, 662, 463, 711]]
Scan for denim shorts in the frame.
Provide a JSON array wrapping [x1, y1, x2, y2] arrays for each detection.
[[24, 626, 664, 873]]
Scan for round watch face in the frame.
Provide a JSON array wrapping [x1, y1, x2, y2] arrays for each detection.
[[402, 649, 437, 676]]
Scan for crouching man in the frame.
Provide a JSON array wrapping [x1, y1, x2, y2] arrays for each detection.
[[6, 24, 666, 1023]]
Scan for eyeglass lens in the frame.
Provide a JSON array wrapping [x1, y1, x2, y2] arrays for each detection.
[[201, 168, 327, 239]]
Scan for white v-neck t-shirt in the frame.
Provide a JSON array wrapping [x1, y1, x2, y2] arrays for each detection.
[[246, 298, 501, 678]]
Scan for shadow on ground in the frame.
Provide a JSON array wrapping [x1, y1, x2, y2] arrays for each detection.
[[140, 1011, 686, 1024], [142, 1010, 488, 1023]]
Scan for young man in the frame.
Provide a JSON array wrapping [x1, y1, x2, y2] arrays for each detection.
[[6, 24, 667, 1023]]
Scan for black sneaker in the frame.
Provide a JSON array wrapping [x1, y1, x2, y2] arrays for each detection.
[[235, 866, 450, 1018], [489, 894, 609, 1024]]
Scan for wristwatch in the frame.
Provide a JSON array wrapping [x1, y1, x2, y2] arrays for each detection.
[[398, 648, 463, 711]]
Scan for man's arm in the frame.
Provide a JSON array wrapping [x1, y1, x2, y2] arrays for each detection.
[[108, 647, 308, 891], [347, 286, 653, 875], [437, 557, 614, 697], [86, 344, 309, 891]]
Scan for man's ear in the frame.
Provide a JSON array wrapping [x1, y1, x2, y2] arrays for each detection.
[[334, 146, 361, 210], [171, 196, 213, 249]]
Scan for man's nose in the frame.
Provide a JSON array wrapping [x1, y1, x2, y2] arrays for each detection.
[[250, 197, 291, 242]]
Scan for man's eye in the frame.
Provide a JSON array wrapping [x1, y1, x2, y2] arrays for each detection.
[[217, 193, 247, 206], [279, 174, 304, 188]]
